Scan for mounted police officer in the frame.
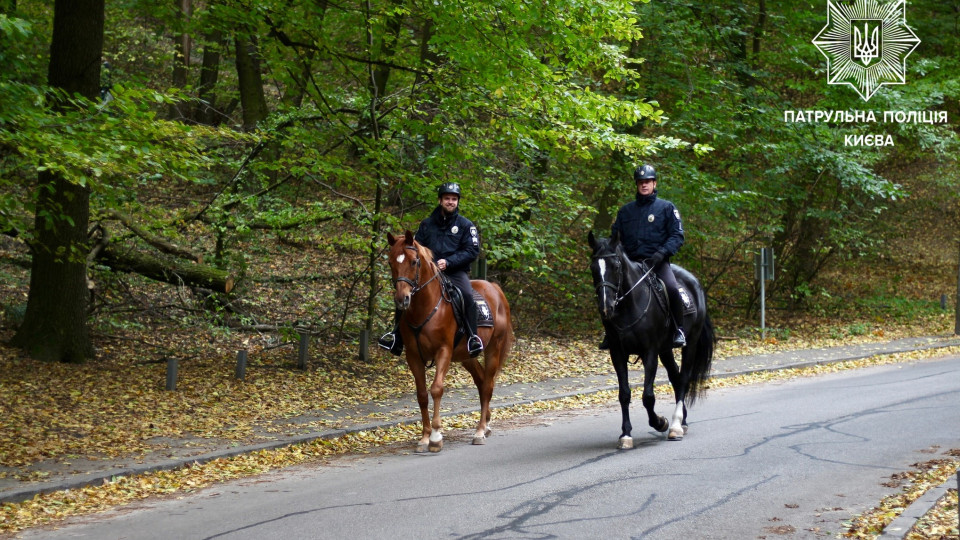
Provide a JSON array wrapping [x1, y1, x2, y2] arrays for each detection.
[[379, 182, 484, 357], [601, 164, 687, 349]]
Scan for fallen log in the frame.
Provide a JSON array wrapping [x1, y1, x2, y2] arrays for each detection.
[[100, 244, 235, 293]]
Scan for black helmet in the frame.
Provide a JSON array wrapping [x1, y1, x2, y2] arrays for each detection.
[[633, 164, 656, 182], [438, 182, 461, 198]]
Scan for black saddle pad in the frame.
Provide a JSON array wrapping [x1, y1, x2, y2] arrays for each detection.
[[676, 285, 697, 316], [447, 284, 494, 328], [473, 291, 494, 327]]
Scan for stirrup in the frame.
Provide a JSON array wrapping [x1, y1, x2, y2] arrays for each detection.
[[467, 335, 484, 357], [378, 332, 403, 356], [673, 328, 686, 348]]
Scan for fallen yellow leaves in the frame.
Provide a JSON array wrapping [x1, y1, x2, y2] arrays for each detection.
[[842, 452, 960, 539]]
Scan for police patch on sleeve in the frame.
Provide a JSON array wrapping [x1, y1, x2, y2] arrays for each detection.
[[674, 209, 684, 231], [470, 226, 479, 246]]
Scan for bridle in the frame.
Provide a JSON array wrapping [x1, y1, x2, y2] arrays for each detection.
[[393, 245, 441, 296], [594, 250, 655, 309]]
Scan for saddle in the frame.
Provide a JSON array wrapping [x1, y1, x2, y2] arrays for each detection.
[[642, 263, 697, 317], [445, 280, 494, 333]]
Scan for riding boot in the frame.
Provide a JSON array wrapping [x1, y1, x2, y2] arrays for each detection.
[[464, 296, 483, 357], [377, 310, 404, 356], [670, 303, 686, 348]]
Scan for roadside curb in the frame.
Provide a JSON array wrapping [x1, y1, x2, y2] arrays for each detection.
[[878, 474, 957, 539]]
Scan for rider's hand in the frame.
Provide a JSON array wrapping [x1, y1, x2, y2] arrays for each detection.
[[437, 259, 447, 271], [647, 251, 665, 267]]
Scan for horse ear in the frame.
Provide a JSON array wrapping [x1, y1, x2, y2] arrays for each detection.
[[588, 230, 597, 250], [610, 229, 620, 245], [404, 230, 415, 245], [387, 232, 397, 246]]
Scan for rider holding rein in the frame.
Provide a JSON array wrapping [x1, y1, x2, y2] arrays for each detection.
[[379, 182, 484, 357], [602, 164, 687, 349]]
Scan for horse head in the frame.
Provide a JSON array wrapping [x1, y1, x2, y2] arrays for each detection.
[[387, 230, 422, 311], [588, 230, 624, 320]]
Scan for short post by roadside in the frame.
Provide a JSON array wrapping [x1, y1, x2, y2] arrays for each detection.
[[754, 248, 775, 341]]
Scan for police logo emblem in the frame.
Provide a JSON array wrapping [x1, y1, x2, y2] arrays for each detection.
[[648, 214, 655, 223], [451, 225, 459, 234], [470, 226, 479, 246]]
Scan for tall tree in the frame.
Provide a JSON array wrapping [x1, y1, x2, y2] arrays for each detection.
[[11, 0, 104, 362]]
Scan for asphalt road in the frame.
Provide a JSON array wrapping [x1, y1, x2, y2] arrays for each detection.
[[22, 354, 960, 540]]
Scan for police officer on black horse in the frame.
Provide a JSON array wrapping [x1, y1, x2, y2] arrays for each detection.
[[379, 182, 485, 357], [600, 164, 687, 349]]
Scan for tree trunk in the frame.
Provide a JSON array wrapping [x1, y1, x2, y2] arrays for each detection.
[[235, 35, 268, 131], [100, 244, 235, 293], [195, 29, 223, 125], [11, 0, 103, 363], [169, 0, 192, 120]]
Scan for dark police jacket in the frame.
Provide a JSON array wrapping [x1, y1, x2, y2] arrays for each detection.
[[414, 207, 480, 274], [611, 190, 684, 261]]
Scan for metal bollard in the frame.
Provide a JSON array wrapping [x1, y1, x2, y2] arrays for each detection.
[[236, 350, 248, 380], [359, 329, 369, 362], [942, 294, 948, 310], [165, 357, 178, 391]]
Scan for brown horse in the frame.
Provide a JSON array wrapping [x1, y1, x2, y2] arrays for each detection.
[[386, 230, 513, 453]]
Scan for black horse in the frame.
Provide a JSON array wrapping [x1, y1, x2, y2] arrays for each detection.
[[588, 230, 715, 448]]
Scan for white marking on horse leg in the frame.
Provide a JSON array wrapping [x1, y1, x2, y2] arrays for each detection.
[[668, 402, 685, 440], [429, 430, 443, 444], [618, 436, 633, 450]]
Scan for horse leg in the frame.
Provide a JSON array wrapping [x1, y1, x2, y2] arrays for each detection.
[[641, 349, 669, 435], [460, 356, 491, 444], [428, 351, 453, 452], [611, 350, 634, 449], [405, 353, 432, 453], [658, 348, 686, 440]]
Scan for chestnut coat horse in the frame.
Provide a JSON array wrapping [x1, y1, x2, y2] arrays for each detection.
[[386, 231, 513, 452]]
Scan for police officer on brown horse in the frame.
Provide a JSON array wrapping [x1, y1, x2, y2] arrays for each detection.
[[379, 182, 484, 357], [601, 164, 687, 349]]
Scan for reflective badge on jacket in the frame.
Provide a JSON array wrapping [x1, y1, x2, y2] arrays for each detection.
[[470, 227, 479, 246]]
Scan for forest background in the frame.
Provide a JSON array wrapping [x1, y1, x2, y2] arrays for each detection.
[[1, 1, 960, 404]]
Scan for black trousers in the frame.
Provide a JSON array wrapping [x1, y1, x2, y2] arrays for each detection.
[[445, 270, 479, 336], [653, 260, 685, 330]]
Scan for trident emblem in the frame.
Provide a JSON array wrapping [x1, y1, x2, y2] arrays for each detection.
[[852, 20, 880, 66]]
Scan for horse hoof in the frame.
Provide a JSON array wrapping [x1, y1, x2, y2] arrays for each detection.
[[667, 428, 684, 440], [617, 436, 633, 450], [485, 427, 492, 437], [416, 443, 430, 453], [472, 435, 486, 445], [656, 417, 669, 433], [428, 441, 443, 453]]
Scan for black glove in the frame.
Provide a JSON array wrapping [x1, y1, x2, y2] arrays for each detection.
[[647, 251, 665, 268]]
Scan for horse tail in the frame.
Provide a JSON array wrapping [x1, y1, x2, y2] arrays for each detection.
[[685, 311, 715, 405]]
